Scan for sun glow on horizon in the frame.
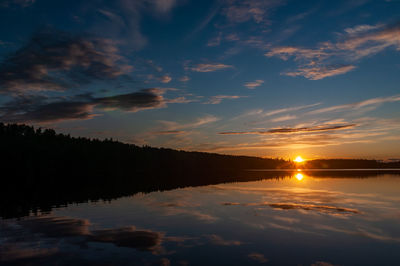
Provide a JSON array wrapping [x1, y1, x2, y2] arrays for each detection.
[[294, 156, 304, 163]]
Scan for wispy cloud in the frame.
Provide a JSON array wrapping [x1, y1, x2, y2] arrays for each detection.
[[91, 0, 179, 50], [205, 95, 246, 104], [285, 65, 356, 80], [308, 94, 400, 115], [157, 115, 220, 133], [248, 253, 269, 263], [344, 24, 384, 35], [219, 123, 357, 135], [159, 75, 172, 83], [265, 46, 328, 61], [261, 103, 321, 117], [151, 130, 186, 135], [222, 0, 284, 25], [207, 32, 222, 47], [268, 203, 359, 214], [266, 22, 400, 79], [204, 116, 400, 152], [244, 79, 264, 89], [204, 234, 241, 246], [270, 115, 296, 122], [337, 22, 400, 59], [179, 76, 190, 82], [232, 103, 320, 121], [188, 63, 234, 72]]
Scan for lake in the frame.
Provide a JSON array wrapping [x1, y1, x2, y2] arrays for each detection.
[[1, 171, 400, 265]]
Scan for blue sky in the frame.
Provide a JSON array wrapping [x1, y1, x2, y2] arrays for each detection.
[[0, 0, 400, 159]]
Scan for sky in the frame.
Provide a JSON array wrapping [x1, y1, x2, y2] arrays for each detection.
[[0, 0, 399, 159]]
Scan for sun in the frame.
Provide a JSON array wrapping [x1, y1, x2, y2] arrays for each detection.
[[294, 156, 304, 163]]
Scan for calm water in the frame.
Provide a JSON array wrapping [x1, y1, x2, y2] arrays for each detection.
[[1, 172, 400, 265]]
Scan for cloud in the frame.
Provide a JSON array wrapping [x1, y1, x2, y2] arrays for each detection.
[[222, 0, 284, 24], [0, 88, 193, 123], [150, 0, 177, 14], [311, 262, 335, 266], [205, 95, 246, 104], [225, 33, 240, 41], [188, 63, 234, 72], [207, 32, 222, 47], [337, 22, 400, 59], [284, 65, 356, 80], [234, 103, 321, 120], [248, 253, 268, 263], [344, 24, 384, 35], [270, 115, 296, 122], [90, 226, 163, 252], [179, 76, 190, 82], [315, 224, 400, 242], [151, 130, 186, 135], [6, 216, 191, 256], [92, 0, 179, 50], [158, 115, 219, 132], [18, 216, 91, 237], [308, 94, 400, 115], [265, 22, 400, 79], [2, 101, 97, 124], [244, 79, 264, 89], [267, 203, 359, 214], [193, 124, 390, 152], [219, 123, 357, 135], [159, 75, 172, 83], [265, 46, 328, 61], [204, 234, 241, 246], [96, 89, 168, 112], [0, 29, 130, 93], [146, 74, 174, 84]]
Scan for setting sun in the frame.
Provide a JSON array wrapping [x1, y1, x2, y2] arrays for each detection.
[[294, 156, 304, 163]]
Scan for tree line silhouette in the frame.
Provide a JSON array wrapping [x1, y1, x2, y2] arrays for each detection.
[[1, 122, 399, 219]]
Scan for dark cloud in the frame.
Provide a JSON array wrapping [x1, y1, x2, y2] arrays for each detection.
[[6, 101, 96, 123], [96, 88, 166, 112], [0, 94, 97, 123], [152, 130, 186, 135], [18, 216, 91, 237], [204, 234, 241, 246], [219, 124, 357, 135], [311, 262, 335, 266], [89, 226, 163, 252], [0, 88, 176, 123], [0, 29, 130, 93], [248, 252, 268, 263], [267, 203, 359, 214]]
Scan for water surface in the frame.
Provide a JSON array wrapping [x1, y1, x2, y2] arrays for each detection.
[[1, 172, 400, 265]]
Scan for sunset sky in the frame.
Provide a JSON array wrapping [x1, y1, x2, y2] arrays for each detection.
[[0, 0, 399, 159]]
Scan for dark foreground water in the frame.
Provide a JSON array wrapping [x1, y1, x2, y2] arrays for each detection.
[[1, 172, 400, 265]]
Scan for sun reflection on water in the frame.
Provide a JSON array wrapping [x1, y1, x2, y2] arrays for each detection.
[[295, 173, 304, 181]]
